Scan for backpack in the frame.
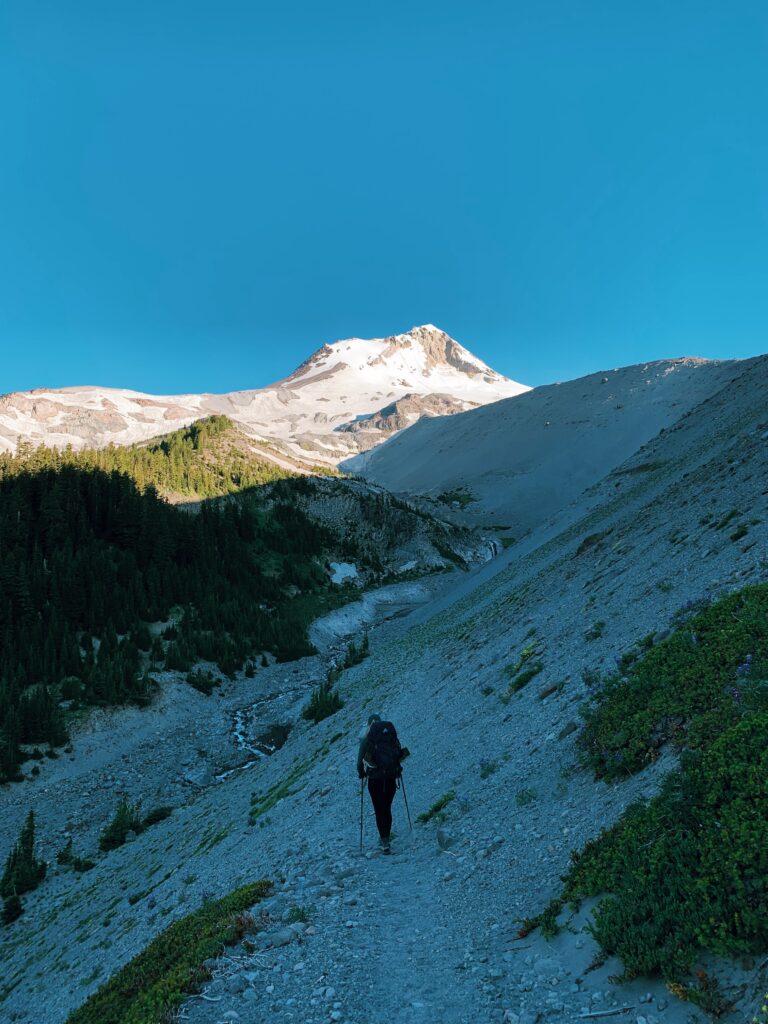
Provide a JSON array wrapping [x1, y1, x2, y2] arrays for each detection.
[[366, 720, 402, 778]]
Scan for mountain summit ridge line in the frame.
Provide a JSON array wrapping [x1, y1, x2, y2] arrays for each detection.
[[0, 324, 528, 464]]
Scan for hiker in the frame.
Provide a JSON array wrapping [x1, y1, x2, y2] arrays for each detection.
[[357, 714, 409, 852]]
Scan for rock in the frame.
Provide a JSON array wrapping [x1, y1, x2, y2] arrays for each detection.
[[242, 988, 258, 1002], [437, 829, 455, 850], [226, 975, 247, 994], [557, 722, 578, 740], [266, 926, 295, 948], [330, 1013, 343, 1022], [220, 1014, 240, 1022], [184, 765, 214, 787]]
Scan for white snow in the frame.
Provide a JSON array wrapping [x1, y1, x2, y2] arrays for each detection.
[[0, 325, 529, 466], [329, 561, 359, 584]]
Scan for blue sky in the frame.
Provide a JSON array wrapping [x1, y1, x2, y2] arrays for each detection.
[[1, 1, 766, 393]]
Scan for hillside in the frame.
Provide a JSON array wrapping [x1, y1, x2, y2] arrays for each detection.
[[0, 325, 528, 468], [0, 423, 493, 783], [2, 356, 768, 1023], [346, 356, 750, 537]]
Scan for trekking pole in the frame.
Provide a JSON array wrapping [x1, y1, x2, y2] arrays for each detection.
[[359, 778, 365, 851], [400, 773, 413, 832]]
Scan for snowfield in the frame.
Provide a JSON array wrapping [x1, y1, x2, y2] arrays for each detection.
[[0, 325, 529, 466]]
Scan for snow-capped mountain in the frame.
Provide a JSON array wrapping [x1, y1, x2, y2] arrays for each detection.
[[0, 325, 528, 465]]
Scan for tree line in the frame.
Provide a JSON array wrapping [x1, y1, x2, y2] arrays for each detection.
[[0, 451, 340, 782]]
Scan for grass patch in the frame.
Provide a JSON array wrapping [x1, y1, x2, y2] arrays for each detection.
[[713, 508, 740, 531], [574, 529, 611, 557], [286, 904, 311, 924], [416, 790, 456, 824], [612, 461, 666, 476], [584, 620, 605, 642], [501, 646, 544, 700], [479, 759, 498, 779], [515, 787, 537, 806], [437, 488, 475, 508], [66, 880, 270, 1024], [526, 583, 768, 982], [249, 760, 311, 823]]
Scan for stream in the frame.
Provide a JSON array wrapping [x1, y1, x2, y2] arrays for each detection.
[[218, 571, 476, 780]]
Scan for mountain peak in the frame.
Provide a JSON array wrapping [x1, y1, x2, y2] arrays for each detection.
[[0, 325, 529, 466]]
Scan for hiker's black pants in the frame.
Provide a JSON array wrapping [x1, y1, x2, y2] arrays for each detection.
[[367, 776, 397, 839]]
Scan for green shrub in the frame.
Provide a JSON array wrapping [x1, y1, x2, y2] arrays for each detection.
[[99, 798, 144, 852], [301, 674, 343, 724], [341, 634, 369, 669], [527, 583, 768, 982], [72, 857, 96, 873], [579, 584, 768, 781], [584, 620, 605, 642], [2, 894, 22, 924], [57, 838, 74, 865], [142, 806, 173, 829], [65, 880, 271, 1024], [437, 488, 475, 507], [515, 787, 537, 807], [286, 904, 310, 924], [502, 661, 544, 699], [417, 790, 456, 824], [185, 669, 218, 695], [552, 716, 768, 979], [713, 508, 740, 530], [574, 530, 611, 557]]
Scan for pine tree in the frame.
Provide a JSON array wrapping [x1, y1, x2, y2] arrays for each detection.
[[0, 810, 46, 898]]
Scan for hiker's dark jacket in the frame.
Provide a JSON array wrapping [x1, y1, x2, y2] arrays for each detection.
[[357, 723, 404, 780]]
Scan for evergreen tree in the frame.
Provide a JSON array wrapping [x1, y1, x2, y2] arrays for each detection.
[[0, 811, 47, 899]]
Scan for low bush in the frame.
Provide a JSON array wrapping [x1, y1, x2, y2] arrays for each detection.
[[2, 894, 22, 924], [579, 584, 768, 781], [525, 582, 768, 981], [574, 530, 611, 557], [341, 634, 369, 669], [417, 790, 456, 824], [66, 880, 271, 1023], [99, 798, 144, 852], [185, 669, 219, 695], [142, 806, 173, 829], [301, 674, 344, 724], [584, 620, 605, 642]]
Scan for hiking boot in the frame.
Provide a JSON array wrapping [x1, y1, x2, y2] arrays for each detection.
[[379, 836, 391, 854]]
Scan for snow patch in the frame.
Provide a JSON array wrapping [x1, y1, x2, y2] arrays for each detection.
[[329, 561, 360, 584]]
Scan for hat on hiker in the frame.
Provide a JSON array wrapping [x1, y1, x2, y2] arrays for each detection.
[[367, 713, 381, 726]]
